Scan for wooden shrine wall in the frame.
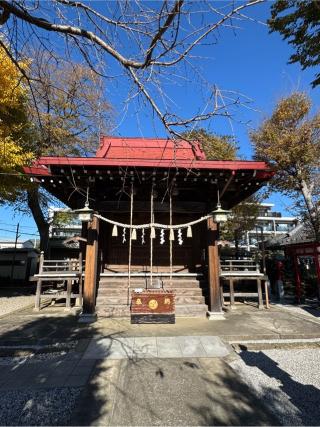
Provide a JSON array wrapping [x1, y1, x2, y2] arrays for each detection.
[[99, 212, 206, 273]]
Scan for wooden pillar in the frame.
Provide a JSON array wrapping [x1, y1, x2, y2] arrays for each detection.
[[34, 251, 44, 311], [313, 245, 320, 301], [229, 278, 235, 308], [207, 217, 223, 318], [80, 222, 87, 259], [257, 278, 264, 309], [65, 279, 72, 310], [81, 216, 99, 319], [293, 253, 302, 303]]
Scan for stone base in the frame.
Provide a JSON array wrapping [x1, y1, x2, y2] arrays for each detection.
[[78, 312, 97, 323], [207, 311, 226, 320], [131, 313, 175, 324], [224, 305, 236, 312]]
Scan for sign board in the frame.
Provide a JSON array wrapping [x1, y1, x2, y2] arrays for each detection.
[[131, 290, 175, 324]]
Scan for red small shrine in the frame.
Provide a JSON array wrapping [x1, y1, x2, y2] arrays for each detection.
[[24, 136, 273, 319], [267, 224, 320, 301]]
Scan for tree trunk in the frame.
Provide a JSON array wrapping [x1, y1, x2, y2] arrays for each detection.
[[27, 187, 50, 256], [300, 179, 320, 242]]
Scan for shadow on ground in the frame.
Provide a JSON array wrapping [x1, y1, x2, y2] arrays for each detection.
[[300, 305, 320, 318], [72, 353, 280, 426], [0, 314, 279, 426], [240, 350, 320, 426], [0, 304, 320, 425], [0, 286, 36, 298]]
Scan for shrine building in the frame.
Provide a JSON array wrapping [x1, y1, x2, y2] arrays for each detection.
[[24, 136, 273, 320]]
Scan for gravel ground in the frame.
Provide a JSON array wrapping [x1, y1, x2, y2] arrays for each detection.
[[0, 341, 78, 365], [0, 351, 68, 365], [0, 387, 82, 426], [230, 348, 320, 426], [0, 293, 34, 317], [273, 303, 320, 322]]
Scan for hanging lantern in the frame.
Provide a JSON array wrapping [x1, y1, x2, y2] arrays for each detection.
[[212, 189, 230, 224], [211, 203, 230, 224], [150, 227, 156, 239], [169, 229, 175, 241], [131, 229, 137, 240], [75, 201, 94, 223], [187, 226, 192, 238], [112, 224, 118, 237], [74, 188, 93, 222]]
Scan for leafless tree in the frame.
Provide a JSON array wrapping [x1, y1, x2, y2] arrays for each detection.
[[0, 0, 264, 139]]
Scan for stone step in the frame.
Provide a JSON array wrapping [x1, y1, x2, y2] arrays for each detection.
[[99, 280, 205, 288], [100, 275, 203, 281], [175, 304, 208, 317], [104, 265, 188, 273], [97, 287, 204, 297], [97, 304, 130, 318], [96, 304, 208, 318], [96, 295, 206, 305]]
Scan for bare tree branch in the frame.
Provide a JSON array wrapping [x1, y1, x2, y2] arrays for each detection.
[[0, 0, 266, 136]]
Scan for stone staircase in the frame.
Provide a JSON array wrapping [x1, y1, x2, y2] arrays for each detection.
[[96, 275, 208, 318]]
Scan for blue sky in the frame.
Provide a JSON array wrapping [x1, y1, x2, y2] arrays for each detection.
[[0, 1, 319, 240]]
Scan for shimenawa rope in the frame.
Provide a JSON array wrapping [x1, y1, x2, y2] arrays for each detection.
[[94, 213, 213, 229]]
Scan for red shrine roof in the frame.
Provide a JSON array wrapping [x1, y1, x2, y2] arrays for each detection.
[[96, 137, 206, 161], [24, 136, 273, 178], [23, 136, 274, 209]]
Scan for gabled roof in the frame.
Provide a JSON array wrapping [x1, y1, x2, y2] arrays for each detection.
[[96, 136, 206, 161], [23, 136, 274, 209], [24, 136, 273, 176], [266, 222, 316, 247]]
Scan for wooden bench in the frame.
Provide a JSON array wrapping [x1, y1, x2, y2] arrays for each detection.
[[219, 259, 269, 309], [30, 252, 84, 311]]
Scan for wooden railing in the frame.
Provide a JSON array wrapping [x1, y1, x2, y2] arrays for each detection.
[[220, 259, 261, 275], [31, 252, 84, 311], [39, 253, 85, 275], [219, 259, 269, 309]]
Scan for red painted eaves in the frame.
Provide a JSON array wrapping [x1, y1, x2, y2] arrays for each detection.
[[23, 165, 51, 176], [24, 156, 273, 174]]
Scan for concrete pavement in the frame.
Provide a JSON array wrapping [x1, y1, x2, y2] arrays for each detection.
[[0, 303, 319, 425], [1, 304, 320, 346], [82, 336, 231, 359], [71, 357, 279, 426]]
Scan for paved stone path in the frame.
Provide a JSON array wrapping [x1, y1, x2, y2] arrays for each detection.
[[0, 304, 319, 425], [71, 357, 279, 426], [0, 336, 230, 392], [83, 336, 230, 359]]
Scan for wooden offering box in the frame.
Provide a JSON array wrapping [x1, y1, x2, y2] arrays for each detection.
[[131, 289, 175, 324]]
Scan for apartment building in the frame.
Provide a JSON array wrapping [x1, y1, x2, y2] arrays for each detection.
[[48, 208, 81, 258], [244, 203, 298, 251]]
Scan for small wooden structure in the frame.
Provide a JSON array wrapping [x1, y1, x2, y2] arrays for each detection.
[[220, 259, 268, 309], [288, 242, 320, 301], [265, 223, 320, 302], [131, 289, 175, 323], [32, 252, 83, 310], [24, 137, 273, 319]]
